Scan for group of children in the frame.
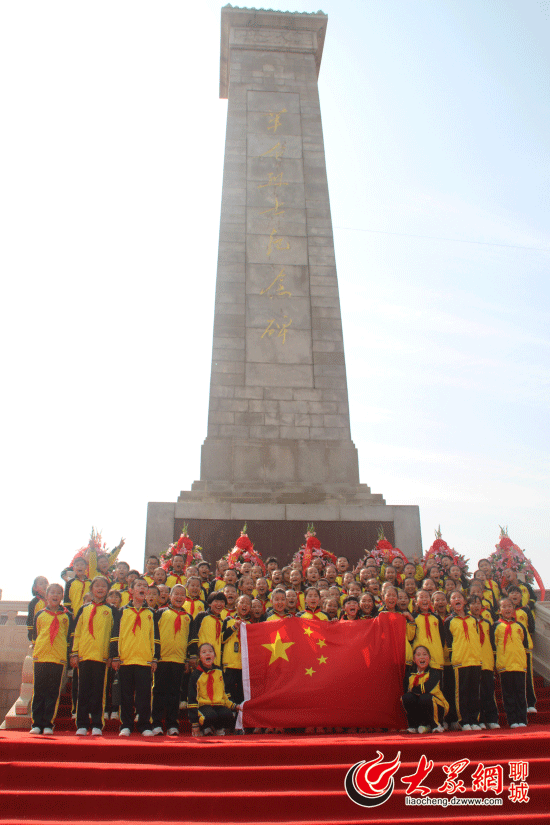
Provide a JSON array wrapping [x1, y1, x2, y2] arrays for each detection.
[[27, 545, 538, 737]]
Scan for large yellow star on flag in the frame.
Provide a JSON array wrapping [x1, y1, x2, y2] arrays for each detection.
[[317, 655, 327, 664], [262, 631, 295, 665], [316, 638, 327, 648], [303, 626, 314, 636], [305, 667, 315, 676]]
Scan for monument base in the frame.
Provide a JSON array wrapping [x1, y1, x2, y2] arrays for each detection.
[[145, 499, 422, 566]]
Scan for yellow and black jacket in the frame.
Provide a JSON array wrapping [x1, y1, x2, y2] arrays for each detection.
[[477, 616, 495, 671], [444, 612, 482, 667], [157, 606, 192, 663], [33, 607, 71, 664], [109, 604, 160, 666], [183, 597, 206, 619], [221, 617, 247, 669], [188, 611, 234, 664], [297, 609, 329, 621], [72, 601, 115, 662], [403, 667, 449, 714], [187, 663, 236, 725], [166, 574, 187, 590], [27, 596, 45, 641], [63, 577, 91, 617], [88, 544, 122, 579], [513, 606, 535, 650], [412, 611, 446, 669], [490, 619, 528, 673]]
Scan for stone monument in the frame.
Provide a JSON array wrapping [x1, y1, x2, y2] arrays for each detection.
[[145, 6, 422, 562]]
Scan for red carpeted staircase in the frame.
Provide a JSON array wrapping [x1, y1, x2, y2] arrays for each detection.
[[1, 676, 548, 825]]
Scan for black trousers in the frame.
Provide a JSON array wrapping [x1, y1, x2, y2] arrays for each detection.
[[223, 667, 244, 705], [479, 668, 499, 724], [454, 665, 481, 725], [526, 652, 536, 707], [500, 670, 527, 726], [152, 661, 185, 730], [32, 662, 64, 731], [119, 664, 153, 732], [401, 692, 443, 728], [76, 660, 107, 729], [199, 705, 235, 730], [442, 665, 456, 723]]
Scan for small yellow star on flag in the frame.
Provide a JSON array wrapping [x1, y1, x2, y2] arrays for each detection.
[[262, 631, 295, 665], [303, 626, 313, 636], [317, 655, 327, 664], [316, 638, 327, 648], [305, 667, 315, 676]]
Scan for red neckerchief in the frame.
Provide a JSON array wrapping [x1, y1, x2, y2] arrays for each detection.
[[130, 607, 142, 634], [45, 609, 64, 646], [501, 619, 514, 652], [209, 612, 222, 642], [171, 607, 187, 636], [198, 663, 216, 701], [88, 600, 106, 638], [421, 611, 433, 642], [412, 671, 426, 688], [478, 619, 485, 647], [457, 614, 470, 641], [171, 574, 185, 585]]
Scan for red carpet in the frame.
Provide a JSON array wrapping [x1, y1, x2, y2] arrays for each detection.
[[2, 675, 548, 824], [1, 725, 549, 824]]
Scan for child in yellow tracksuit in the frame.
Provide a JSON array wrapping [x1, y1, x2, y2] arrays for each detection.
[[444, 590, 482, 730], [468, 595, 499, 729], [110, 577, 160, 736], [491, 598, 529, 728], [30, 584, 71, 734], [188, 643, 241, 737], [401, 646, 449, 733], [70, 576, 115, 736], [151, 584, 192, 736]]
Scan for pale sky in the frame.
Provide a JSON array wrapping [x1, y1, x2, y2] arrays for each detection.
[[1, 1, 548, 601]]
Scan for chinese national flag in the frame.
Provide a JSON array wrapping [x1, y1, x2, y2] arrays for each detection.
[[239, 613, 407, 729]]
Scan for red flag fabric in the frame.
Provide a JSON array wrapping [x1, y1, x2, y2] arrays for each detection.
[[239, 612, 407, 729]]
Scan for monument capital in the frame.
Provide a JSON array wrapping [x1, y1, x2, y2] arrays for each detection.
[[220, 5, 327, 98]]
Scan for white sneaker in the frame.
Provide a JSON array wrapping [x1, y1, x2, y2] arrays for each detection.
[[203, 727, 213, 736], [110, 711, 119, 720], [141, 729, 154, 736], [510, 723, 520, 728], [167, 727, 179, 736], [214, 728, 226, 736], [407, 727, 417, 733], [432, 725, 445, 733], [42, 728, 54, 735], [119, 728, 131, 736], [442, 721, 449, 730], [488, 723, 500, 729], [477, 723, 486, 729], [75, 728, 88, 736], [470, 724, 482, 730], [91, 727, 102, 736], [518, 722, 527, 727], [450, 722, 462, 731], [30, 727, 41, 735], [104, 712, 110, 720], [461, 724, 472, 731], [527, 707, 537, 713], [417, 726, 430, 734], [151, 726, 164, 736]]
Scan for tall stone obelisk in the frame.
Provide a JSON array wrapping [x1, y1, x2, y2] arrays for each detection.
[[145, 6, 421, 561]]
